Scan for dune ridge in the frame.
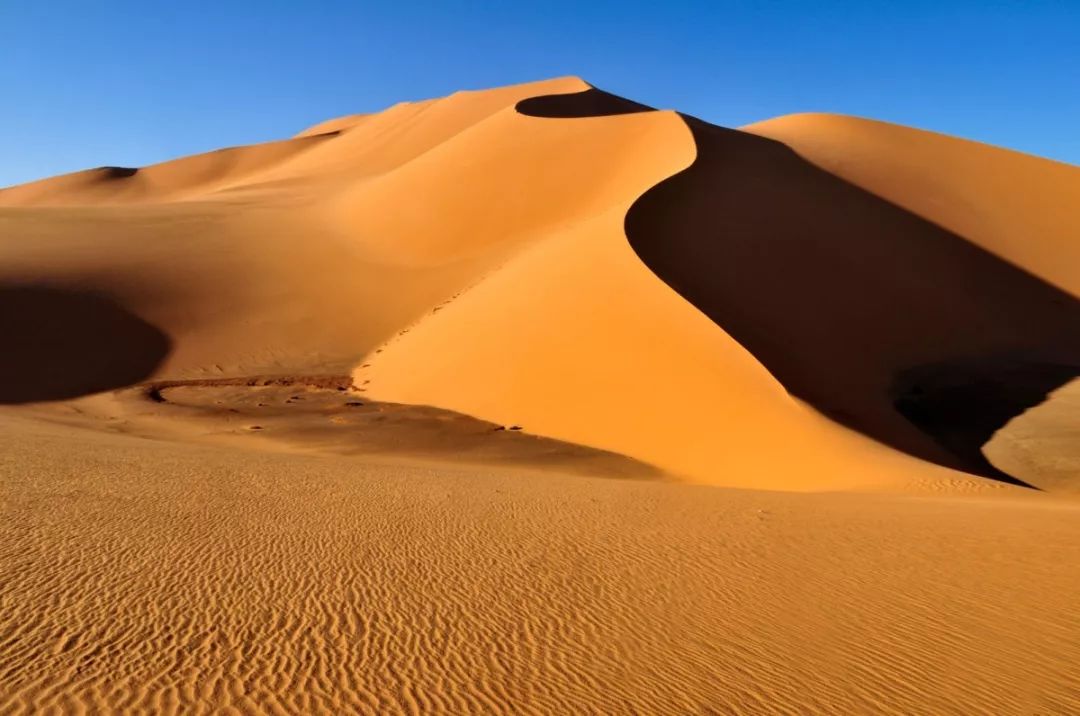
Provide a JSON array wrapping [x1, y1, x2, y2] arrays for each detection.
[[743, 113, 1080, 298], [356, 85, 1079, 490], [5, 77, 1073, 490], [0, 132, 340, 206]]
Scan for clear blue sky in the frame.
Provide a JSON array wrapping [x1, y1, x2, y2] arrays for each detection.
[[2, 1, 1077, 187]]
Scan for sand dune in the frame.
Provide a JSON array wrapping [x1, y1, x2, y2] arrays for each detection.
[[0, 132, 339, 206], [625, 112, 1080, 483], [2, 77, 1079, 713], [0, 78, 623, 384], [742, 112, 1080, 487], [744, 113, 1080, 298], [985, 377, 1080, 492], [357, 86, 1080, 489]]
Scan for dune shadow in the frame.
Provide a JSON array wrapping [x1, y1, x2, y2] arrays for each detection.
[[516, 87, 655, 118], [0, 286, 170, 403], [98, 166, 140, 179], [519, 88, 1080, 486], [891, 360, 1078, 481]]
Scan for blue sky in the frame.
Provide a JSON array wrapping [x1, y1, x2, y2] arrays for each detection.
[[1, 1, 1077, 187]]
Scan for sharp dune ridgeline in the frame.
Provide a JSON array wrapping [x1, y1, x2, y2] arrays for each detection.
[[2, 77, 1079, 714]]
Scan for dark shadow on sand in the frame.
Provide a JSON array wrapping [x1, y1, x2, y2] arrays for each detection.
[[515, 87, 654, 118], [519, 88, 1080, 487], [98, 166, 140, 179], [0, 286, 170, 403]]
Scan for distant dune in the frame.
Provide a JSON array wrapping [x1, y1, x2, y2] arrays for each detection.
[[2, 78, 1079, 713], [744, 113, 1080, 298]]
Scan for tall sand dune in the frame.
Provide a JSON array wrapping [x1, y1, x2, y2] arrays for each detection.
[[2, 78, 1075, 488], [0, 78, 616, 384], [355, 86, 1080, 489]]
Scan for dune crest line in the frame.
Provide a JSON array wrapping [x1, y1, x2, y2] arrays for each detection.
[[518, 87, 1080, 485]]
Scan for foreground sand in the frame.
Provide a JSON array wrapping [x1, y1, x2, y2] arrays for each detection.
[[3, 415, 1079, 715]]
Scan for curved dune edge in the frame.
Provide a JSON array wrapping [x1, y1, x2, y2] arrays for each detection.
[[354, 86, 996, 491], [622, 112, 1080, 485], [2, 78, 1073, 491], [743, 113, 1080, 299], [357, 84, 1078, 491]]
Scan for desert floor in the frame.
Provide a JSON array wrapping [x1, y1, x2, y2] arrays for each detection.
[[2, 394, 1079, 715]]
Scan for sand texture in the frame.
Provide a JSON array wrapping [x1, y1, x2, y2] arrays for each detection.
[[2, 77, 1079, 713]]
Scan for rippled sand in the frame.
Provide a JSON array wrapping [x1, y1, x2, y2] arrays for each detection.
[[1, 415, 1078, 714]]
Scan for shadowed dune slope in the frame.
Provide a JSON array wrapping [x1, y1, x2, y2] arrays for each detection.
[[623, 115, 1080, 483], [515, 86, 654, 117], [0, 286, 170, 403], [358, 87, 1078, 489], [744, 113, 1080, 298], [741, 114, 1080, 489]]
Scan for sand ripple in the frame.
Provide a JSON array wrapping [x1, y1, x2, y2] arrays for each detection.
[[2, 422, 1079, 714]]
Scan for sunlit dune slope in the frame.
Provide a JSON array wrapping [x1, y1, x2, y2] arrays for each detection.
[[0, 133, 338, 206], [356, 89, 1079, 489]]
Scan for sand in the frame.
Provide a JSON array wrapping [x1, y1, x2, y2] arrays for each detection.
[[743, 113, 1080, 298], [3, 416, 1080, 715], [1, 77, 1079, 713]]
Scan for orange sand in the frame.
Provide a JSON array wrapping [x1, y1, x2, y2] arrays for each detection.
[[1, 77, 1078, 713]]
